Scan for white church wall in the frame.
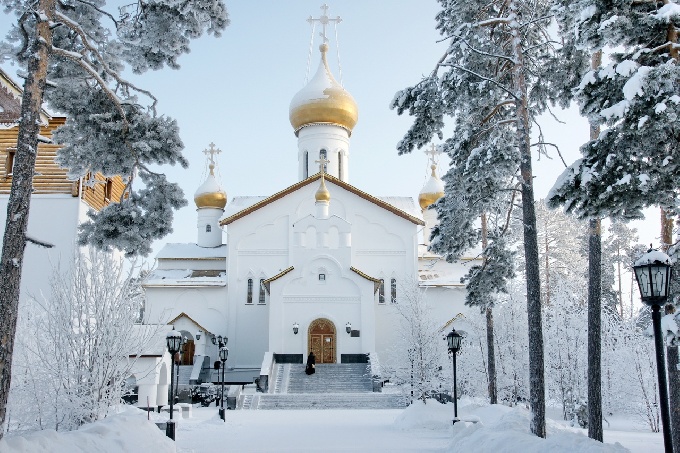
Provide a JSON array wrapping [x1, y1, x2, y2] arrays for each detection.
[[0, 195, 84, 308]]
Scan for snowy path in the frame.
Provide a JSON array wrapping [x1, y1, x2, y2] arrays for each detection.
[[173, 406, 662, 453], [177, 408, 451, 453]]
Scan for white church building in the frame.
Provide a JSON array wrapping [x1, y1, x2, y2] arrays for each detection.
[[136, 10, 476, 407]]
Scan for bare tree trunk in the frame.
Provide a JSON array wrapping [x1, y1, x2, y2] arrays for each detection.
[[586, 51, 604, 442], [0, 0, 54, 438], [510, 2, 545, 437], [486, 307, 498, 404], [481, 212, 498, 404], [588, 218, 603, 441], [617, 244, 624, 318], [661, 208, 679, 453]]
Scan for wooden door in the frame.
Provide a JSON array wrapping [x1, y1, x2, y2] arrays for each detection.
[[182, 340, 195, 365], [308, 318, 336, 364]]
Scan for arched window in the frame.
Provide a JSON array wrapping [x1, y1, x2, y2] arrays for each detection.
[[378, 279, 385, 304], [247, 278, 253, 304], [304, 151, 309, 178], [206, 224, 211, 233], [391, 278, 397, 303], [319, 149, 327, 172], [338, 152, 343, 180], [259, 279, 266, 304]]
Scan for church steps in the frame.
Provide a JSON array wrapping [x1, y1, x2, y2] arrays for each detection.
[[256, 393, 406, 410]]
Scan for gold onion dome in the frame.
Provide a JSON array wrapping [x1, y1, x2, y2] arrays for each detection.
[[194, 164, 227, 209], [418, 164, 445, 210], [289, 43, 359, 135], [315, 175, 331, 202]]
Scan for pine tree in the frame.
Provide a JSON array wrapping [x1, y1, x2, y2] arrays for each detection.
[[391, 0, 588, 437], [0, 0, 228, 436]]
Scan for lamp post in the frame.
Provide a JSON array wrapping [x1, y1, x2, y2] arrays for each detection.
[[218, 346, 229, 421], [633, 248, 673, 453], [446, 328, 463, 425], [165, 329, 182, 441], [175, 336, 186, 404]]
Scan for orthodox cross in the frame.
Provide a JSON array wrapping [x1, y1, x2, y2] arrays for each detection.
[[204, 142, 221, 174], [307, 3, 342, 43], [424, 143, 441, 167], [315, 155, 330, 174]]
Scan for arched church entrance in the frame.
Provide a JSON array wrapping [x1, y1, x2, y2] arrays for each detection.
[[308, 318, 336, 364]]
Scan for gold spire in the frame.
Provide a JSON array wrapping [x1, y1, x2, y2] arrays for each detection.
[[194, 143, 227, 209], [315, 155, 331, 202], [289, 42, 359, 135], [315, 174, 331, 202], [418, 145, 445, 210]]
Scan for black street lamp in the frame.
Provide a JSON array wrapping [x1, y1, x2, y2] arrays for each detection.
[[346, 322, 352, 334], [446, 328, 463, 425], [633, 248, 673, 453], [175, 336, 186, 404], [218, 346, 229, 421], [212, 335, 226, 348], [165, 329, 182, 441]]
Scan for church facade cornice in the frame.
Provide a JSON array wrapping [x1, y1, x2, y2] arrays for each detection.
[[220, 172, 425, 227]]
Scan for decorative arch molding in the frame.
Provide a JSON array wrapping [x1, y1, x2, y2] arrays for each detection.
[[308, 318, 337, 364]]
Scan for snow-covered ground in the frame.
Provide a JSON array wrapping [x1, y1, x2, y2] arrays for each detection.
[[0, 400, 662, 452]]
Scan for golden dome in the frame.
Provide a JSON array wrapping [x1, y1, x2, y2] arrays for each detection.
[[289, 43, 358, 135], [315, 175, 331, 202], [418, 164, 445, 210], [194, 164, 227, 209]]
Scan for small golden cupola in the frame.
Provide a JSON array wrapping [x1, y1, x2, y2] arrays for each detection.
[[418, 164, 445, 210], [289, 42, 359, 136], [194, 143, 227, 209], [315, 173, 331, 203]]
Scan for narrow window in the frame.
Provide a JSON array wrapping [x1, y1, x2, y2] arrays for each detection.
[[206, 224, 212, 233], [319, 273, 325, 281], [304, 151, 309, 178], [391, 278, 397, 303], [5, 148, 15, 176], [247, 278, 253, 304], [104, 178, 113, 201], [379, 279, 385, 304], [338, 152, 343, 180], [259, 279, 266, 304], [319, 149, 327, 172]]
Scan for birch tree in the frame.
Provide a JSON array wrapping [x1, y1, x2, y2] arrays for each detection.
[[0, 0, 228, 437]]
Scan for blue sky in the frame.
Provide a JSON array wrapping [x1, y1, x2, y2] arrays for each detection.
[[0, 1, 661, 257]]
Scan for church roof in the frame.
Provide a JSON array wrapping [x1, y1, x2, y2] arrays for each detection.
[[220, 173, 425, 226], [156, 243, 227, 260], [144, 268, 227, 287]]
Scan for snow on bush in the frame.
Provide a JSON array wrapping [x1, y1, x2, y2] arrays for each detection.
[[0, 407, 174, 453]]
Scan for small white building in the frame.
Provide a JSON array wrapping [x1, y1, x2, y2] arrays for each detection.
[[140, 26, 477, 398]]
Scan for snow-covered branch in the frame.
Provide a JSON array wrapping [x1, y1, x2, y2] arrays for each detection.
[[441, 63, 518, 99]]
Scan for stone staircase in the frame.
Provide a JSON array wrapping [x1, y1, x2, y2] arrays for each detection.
[[177, 365, 193, 385], [253, 363, 406, 410]]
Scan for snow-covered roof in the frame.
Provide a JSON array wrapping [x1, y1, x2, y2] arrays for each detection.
[[156, 243, 227, 260], [376, 196, 423, 221], [144, 268, 227, 287], [220, 173, 424, 226], [222, 196, 267, 219]]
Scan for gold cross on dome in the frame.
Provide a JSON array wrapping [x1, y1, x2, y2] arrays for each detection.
[[315, 155, 330, 174], [307, 3, 342, 43], [424, 143, 441, 166], [203, 142, 222, 165]]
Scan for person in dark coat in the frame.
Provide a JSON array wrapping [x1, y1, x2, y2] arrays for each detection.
[[305, 351, 316, 375]]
